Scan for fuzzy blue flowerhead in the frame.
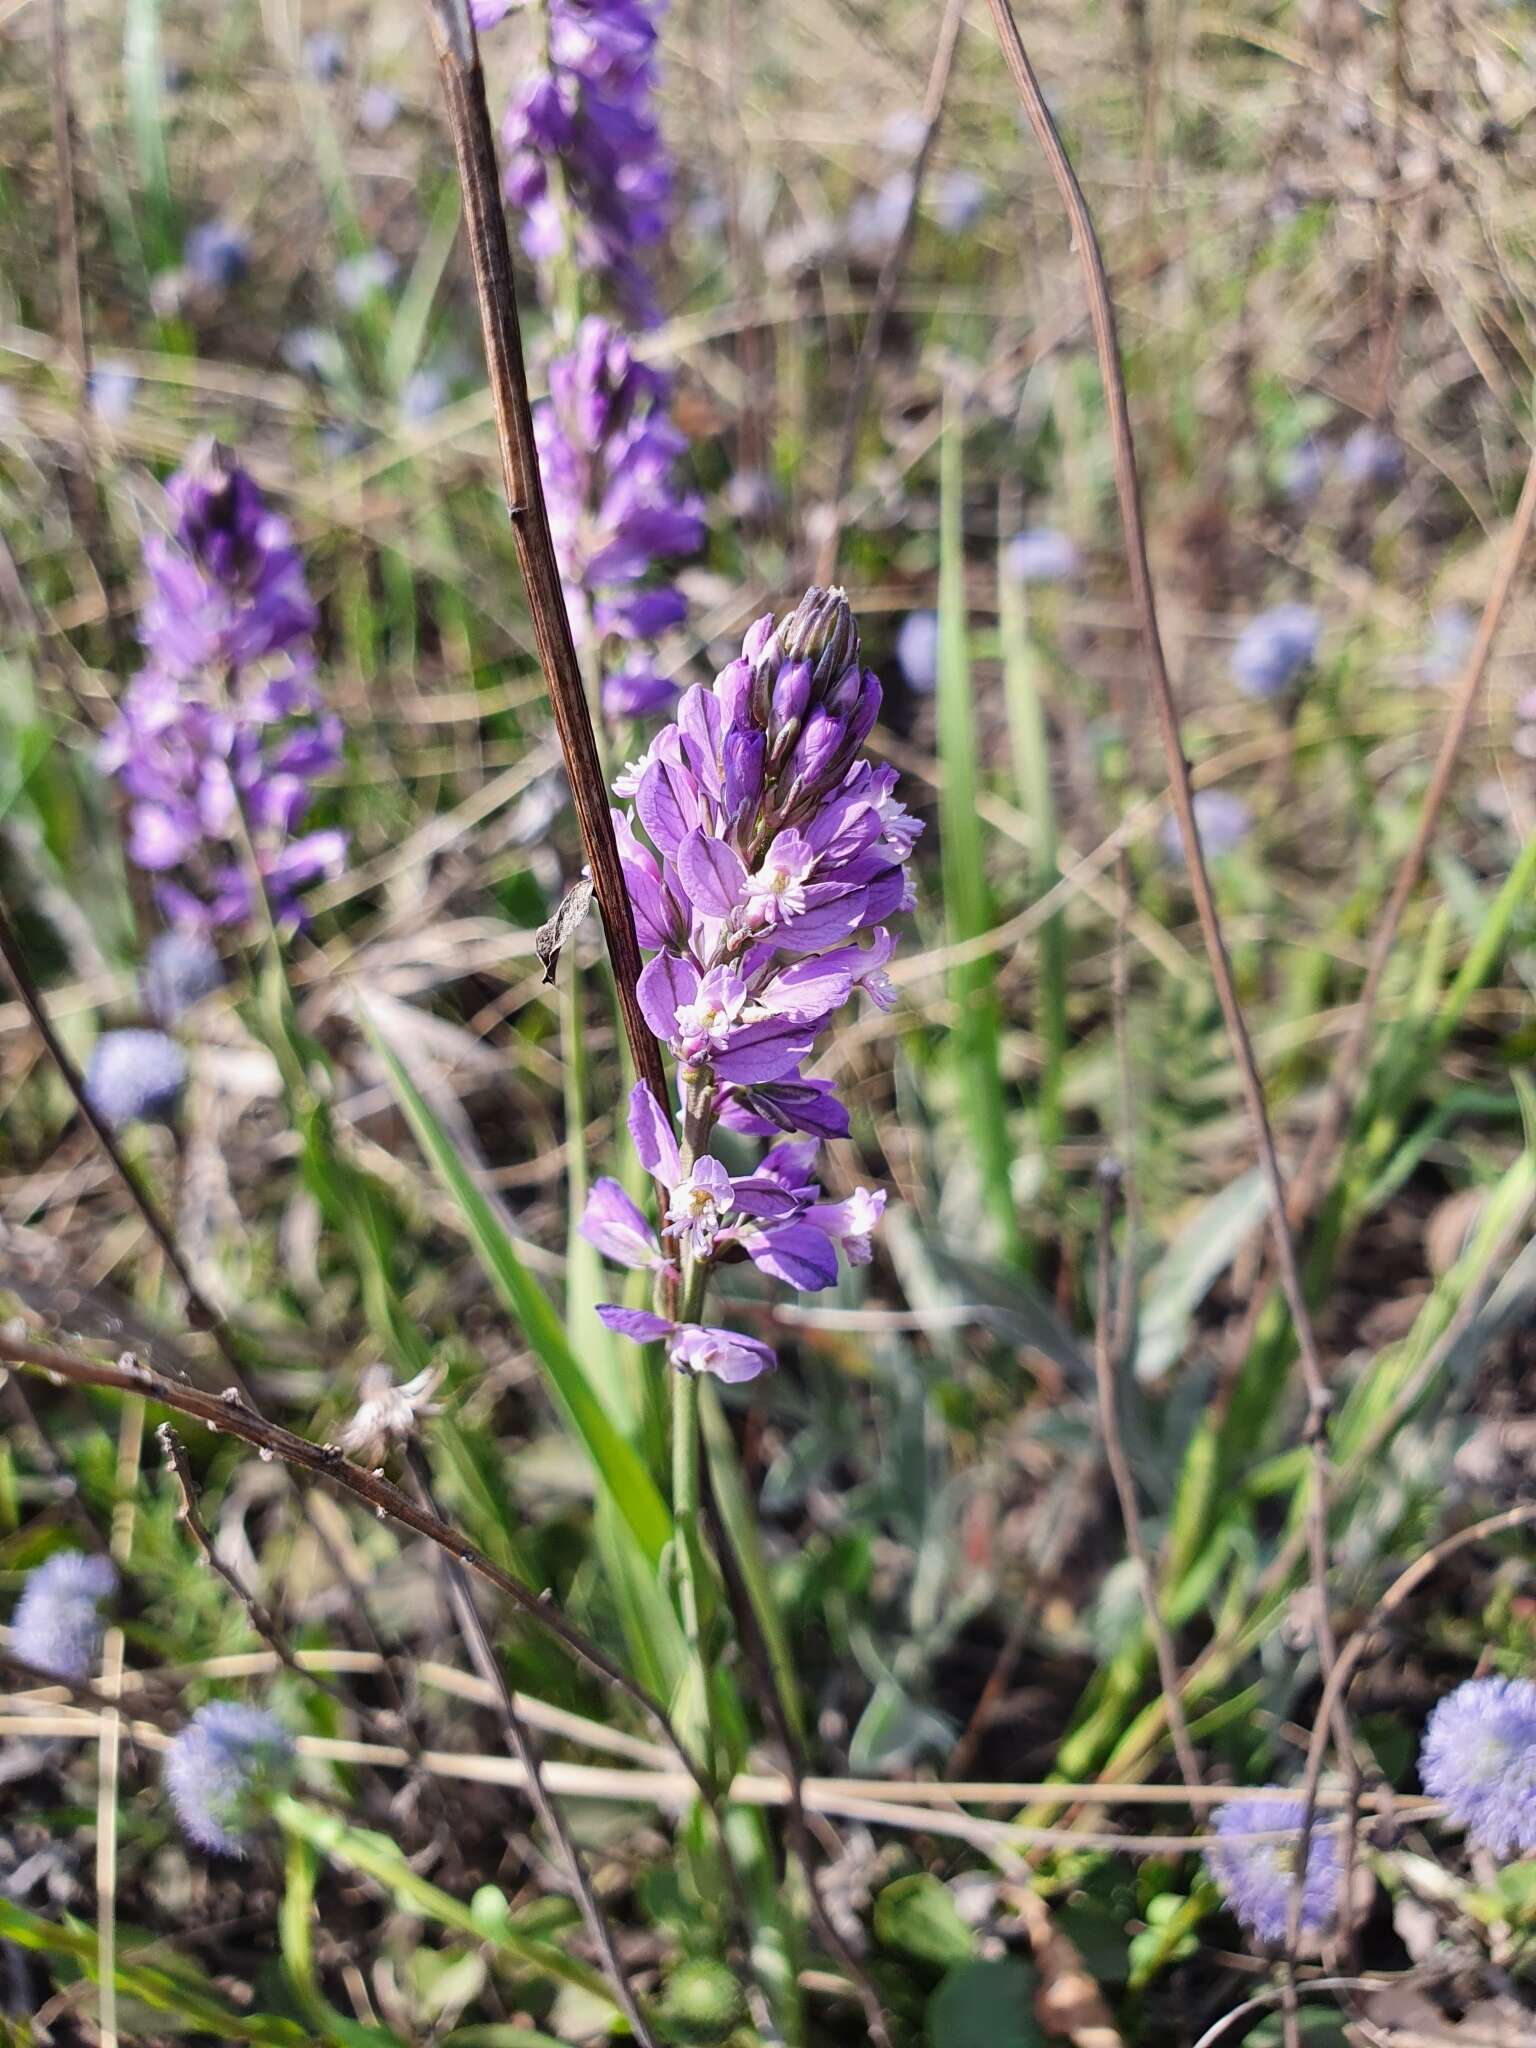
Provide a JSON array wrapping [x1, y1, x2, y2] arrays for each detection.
[[1004, 528, 1080, 585], [1162, 788, 1252, 865], [1419, 1675, 1536, 1861], [84, 1030, 187, 1127], [10, 1551, 117, 1683], [143, 930, 223, 1025], [1231, 603, 1320, 699], [165, 1702, 294, 1856], [1206, 1794, 1341, 1944], [895, 611, 938, 694]]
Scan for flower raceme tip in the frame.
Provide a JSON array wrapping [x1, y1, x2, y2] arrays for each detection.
[[165, 1701, 295, 1856]]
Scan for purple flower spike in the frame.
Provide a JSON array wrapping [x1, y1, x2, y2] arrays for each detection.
[[1231, 603, 1320, 699], [11, 1551, 116, 1682], [165, 1702, 294, 1856], [538, 318, 703, 723], [101, 444, 346, 932], [1207, 1794, 1341, 1944], [597, 1306, 776, 1382], [1419, 1675, 1536, 1860], [487, 0, 673, 327]]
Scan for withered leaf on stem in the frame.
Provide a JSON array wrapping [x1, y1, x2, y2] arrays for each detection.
[[535, 875, 595, 984]]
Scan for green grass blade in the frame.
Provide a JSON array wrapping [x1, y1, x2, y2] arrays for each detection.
[[997, 515, 1068, 1164], [365, 1013, 673, 1566], [937, 396, 1024, 1266], [276, 1801, 613, 2005]]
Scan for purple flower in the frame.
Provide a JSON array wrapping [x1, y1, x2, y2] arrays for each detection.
[[88, 363, 138, 424], [930, 170, 987, 234], [596, 1305, 777, 1384], [895, 611, 938, 694], [335, 248, 397, 310], [358, 86, 401, 136], [1420, 605, 1475, 687], [1279, 440, 1325, 504], [303, 30, 346, 82], [848, 174, 913, 261], [143, 928, 223, 1023], [584, 1082, 844, 1292], [1207, 1794, 1341, 1944], [165, 1701, 294, 1856], [537, 317, 702, 715], [10, 1552, 116, 1682], [1004, 528, 1080, 585], [184, 220, 249, 292], [487, 0, 673, 326], [1161, 789, 1252, 865], [1337, 424, 1404, 490], [84, 1030, 187, 1127], [101, 444, 346, 930], [1419, 1675, 1536, 1860], [1231, 603, 1319, 699]]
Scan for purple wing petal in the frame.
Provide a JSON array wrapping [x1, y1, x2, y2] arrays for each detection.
[[596, 1305, 675, 1343], [579, 1178, 661, 1268], [677, 828, 748, 918], [745, 1223, 840, 1292], [636, 952, 698, 1043], [627, 1079, 683, 1183]]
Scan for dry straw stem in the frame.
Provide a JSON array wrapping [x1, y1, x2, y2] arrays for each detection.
[[814, 0, 967, 585], [419, 0, 670, 1129], [0, 1684, 1439, 1859], [1097, 935, 1202, 1792]]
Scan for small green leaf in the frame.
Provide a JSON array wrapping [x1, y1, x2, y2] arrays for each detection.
[[875, 1875, 976, 1970], [926, 1959, 1043, 2047]]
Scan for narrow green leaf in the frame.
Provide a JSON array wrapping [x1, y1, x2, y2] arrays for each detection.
[[275, 1800, 613, 2005], [938, 396, 1024, 1265], [364, 1012, 672, 1566]]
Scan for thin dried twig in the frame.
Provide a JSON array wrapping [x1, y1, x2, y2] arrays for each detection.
[[980, 7, 1345, 1911], [0, 1328, 699, 1787], [0, 899, 232, 1355], [419, 0, 670, 1132], [1097, 904, 1202, 1791], [813, 0, 967, 584], [1285, 440, 1536, 1228]]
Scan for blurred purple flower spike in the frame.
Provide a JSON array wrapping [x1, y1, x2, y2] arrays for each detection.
[[479, 0, 673, 326], [1337, 423, 1404, 489], [101, 443, 346, 930], [895, 610, 939, 693], [1207, 1794, 1340, 1944], [11, 1551, 116, 1682], [184, 220, 249, 292], [1162, 788, 1252, 864], [538, 316, 702, 719]]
